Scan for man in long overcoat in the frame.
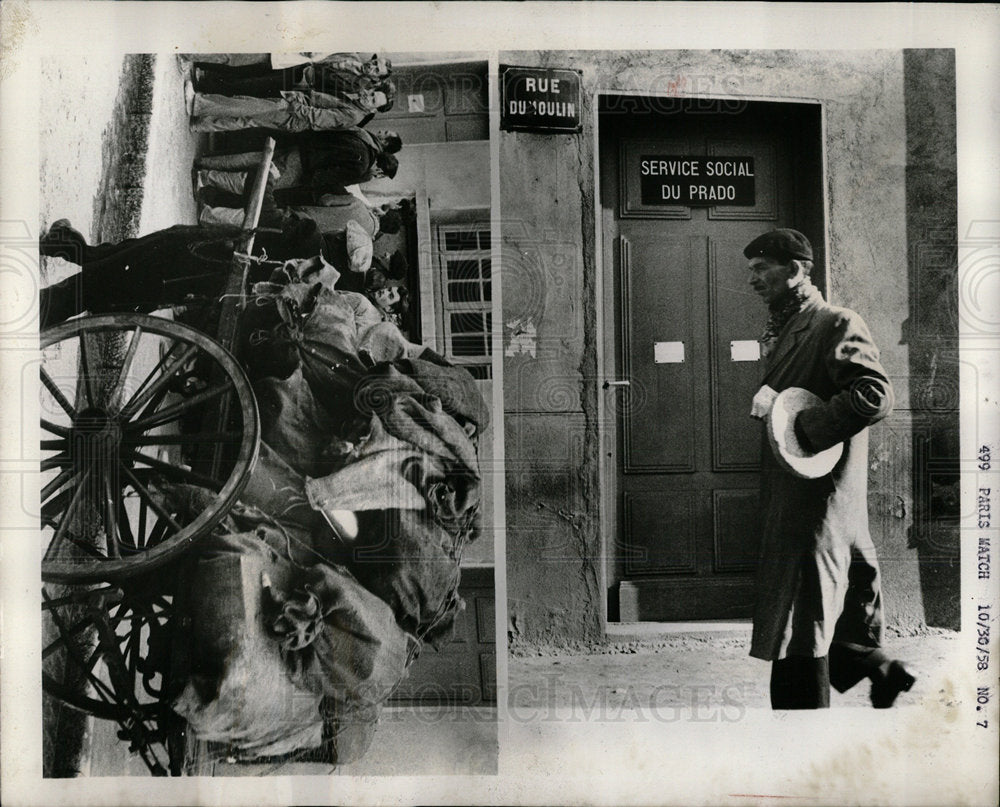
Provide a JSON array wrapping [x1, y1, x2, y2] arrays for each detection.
[[744, 229, 916, 709]]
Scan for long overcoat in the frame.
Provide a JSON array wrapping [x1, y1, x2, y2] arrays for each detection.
[[750, 294, 894, 661]]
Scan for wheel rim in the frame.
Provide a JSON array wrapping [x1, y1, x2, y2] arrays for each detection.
[[40, 314, 259, 583]]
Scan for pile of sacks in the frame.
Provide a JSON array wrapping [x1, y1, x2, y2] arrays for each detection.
[[166, 269, 488, 764]]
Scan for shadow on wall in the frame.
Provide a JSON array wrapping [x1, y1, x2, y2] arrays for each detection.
[[902, 48, 960, 631]]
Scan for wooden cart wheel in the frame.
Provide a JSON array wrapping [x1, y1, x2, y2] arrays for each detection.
[[42, 581, 181, 775], [40, 314, 259, 584], [42, 583, 172, 717]]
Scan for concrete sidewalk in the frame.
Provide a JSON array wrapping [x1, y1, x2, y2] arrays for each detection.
[[509, 628, 957, 716], [88, 705, 498, 777], [193, 707, 499, 777]]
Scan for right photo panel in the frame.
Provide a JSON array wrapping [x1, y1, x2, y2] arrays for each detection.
[[499, 51, 959, 715]]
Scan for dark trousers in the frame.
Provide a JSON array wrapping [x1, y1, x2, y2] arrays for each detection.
[[39, 227, 235, 329], [204, 184, 348, 209], [770, 642, 893, 709], [194, 64, 305, 98], [194, 60, 274, 78], [37, 221, 316, 329], [193, 62, 362, 102]]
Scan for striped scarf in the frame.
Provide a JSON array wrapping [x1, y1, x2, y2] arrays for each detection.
[[760, 278, 823, 356]]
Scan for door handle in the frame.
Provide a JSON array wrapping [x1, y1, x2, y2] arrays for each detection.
[[603, 379, 631, 389]]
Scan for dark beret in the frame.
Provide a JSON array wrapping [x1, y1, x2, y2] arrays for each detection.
[[743, 228, 813, 262], [378, 209, 403, 234], [376, 152, 399, 179], [387, 249, 408, 278], [280, 215, 326, 260]]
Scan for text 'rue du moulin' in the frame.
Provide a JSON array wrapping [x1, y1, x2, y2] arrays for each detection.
[[507, 76, 577, 117]]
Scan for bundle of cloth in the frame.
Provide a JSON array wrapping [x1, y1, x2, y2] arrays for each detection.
[[165, 266, 488, 763]]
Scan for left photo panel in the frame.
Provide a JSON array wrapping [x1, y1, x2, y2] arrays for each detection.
[[38, 52, 497, 777]]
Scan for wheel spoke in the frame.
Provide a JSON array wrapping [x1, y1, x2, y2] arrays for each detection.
[[41, 438, 67, 451], [41, 633, 70, 663], [147, 592, 173, 611], [103, 471, 121, 558], [41, 467, 76, 503], [108, 325, 143, 412], [82, 644, 105, 677], [118, 463, 181, 534], [46, 599, 168, 742], [133, 380, 175, 431], [41, 419, 71, 437], [128, 431, 240, 447], [41, 613, 95, 660], [91, 610, 140, 704], [41, 367, 77, 419], [62, 664, 119, 706], [117, 338, 185, 419], [120, 342, 200, 421], [66, 536, 108, 560], [41, 453, 71, 472], [105, 592, 128, 620], [116, 495, 137, 548], [41, 491, 74, 526], [105, 612, 158, 627], [41, 467, 91, 520], [125, 381, 234, 434], [43, 611, 120, 704], [44, 468, 92, 562], [127, 622, 140, 680], [129, 450, 223, 490], [84, 667, 119, 704], [137, 492, 148, 547], [145, 517, 171, 549], [78, 330, 97, 408]]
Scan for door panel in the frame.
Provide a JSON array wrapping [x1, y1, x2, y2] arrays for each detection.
[[706, 138, 779, 221], [708, 237, 767, 471], [619, 138, 694, 220], [711, 489, 761, 573], [623, 490, 698, 576], [390, 567, 496, 705], [619, 235, 697, 473], [601, 100, 821, 621]]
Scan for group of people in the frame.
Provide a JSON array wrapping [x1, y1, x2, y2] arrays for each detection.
[[187, 51, 413, 330]]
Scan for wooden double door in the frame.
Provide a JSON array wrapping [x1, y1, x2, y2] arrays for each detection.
[[599, 99, 823, 621]]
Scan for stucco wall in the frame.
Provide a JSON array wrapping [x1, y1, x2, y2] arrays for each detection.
[[366, 140, 490, 209], [501, 50, 958, 647], [903, 49, 961, 628]]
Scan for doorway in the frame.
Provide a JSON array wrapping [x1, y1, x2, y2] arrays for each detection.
[[599, 97, 825, 621]]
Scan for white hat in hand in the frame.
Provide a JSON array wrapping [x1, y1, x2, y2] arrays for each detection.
[[766, 387, 843, 479]]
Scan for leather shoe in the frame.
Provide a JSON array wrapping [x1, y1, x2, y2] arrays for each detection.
[[41, 218, 83, 242], [40, 219, 86, 262], [870, 661, 916, 708]]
